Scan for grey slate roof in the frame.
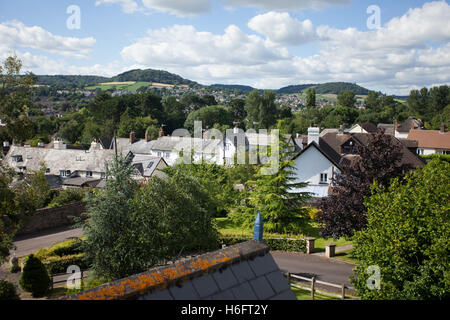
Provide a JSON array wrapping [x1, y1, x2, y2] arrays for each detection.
[[63, 240, 296, 301], [4, 145, 116, 175]]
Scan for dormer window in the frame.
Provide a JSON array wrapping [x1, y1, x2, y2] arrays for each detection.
[[12, 155, 23, 162], [86, 171, 93, 177], [60, 170, 71, 177]]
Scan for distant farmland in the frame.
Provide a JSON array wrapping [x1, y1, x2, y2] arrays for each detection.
[[86, 81, 189, 91]]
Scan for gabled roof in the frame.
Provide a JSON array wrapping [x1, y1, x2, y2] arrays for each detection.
[[407, 129, 450, 149], [4, 145, 116, 175], [292, 140, 342, 169], [63, 240, 296, 300], [321, 131, 426, 169], [131, 155, 167, 177], [397, 116, 424, 133]]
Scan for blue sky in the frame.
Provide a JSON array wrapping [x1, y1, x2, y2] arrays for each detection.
[[0, 0, 449, 95]]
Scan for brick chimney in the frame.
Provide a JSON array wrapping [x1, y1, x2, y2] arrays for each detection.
[[441, 122, 445, 134], [394, 120, 398, 132], [158, 127, 164, 138], [145, 129, 149, 142], [338, 125, 344, 135], [129, 131, 135, 144]]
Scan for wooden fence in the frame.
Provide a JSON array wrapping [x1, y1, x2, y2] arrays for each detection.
[[285, 272, 357, 300], [50, 269, 89, 289]]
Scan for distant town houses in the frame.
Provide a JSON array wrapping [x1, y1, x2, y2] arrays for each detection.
[[408, 123, 450, 155], [2, 115, 447, 197], [289, 123, 427, 199], [3, 137, 167, 190]]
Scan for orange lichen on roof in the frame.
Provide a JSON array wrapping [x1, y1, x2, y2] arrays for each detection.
[[67, 246, 243, 300]]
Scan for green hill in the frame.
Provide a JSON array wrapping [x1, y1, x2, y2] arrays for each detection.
[[36, 75, 109, 89], [277, 82, 369, 95], [111, 69, 198, 87]]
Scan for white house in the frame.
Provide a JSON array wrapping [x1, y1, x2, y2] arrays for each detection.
[[289, 127, 342, 198], [407, 124, 450, 155], [3, 139, 166, 188]]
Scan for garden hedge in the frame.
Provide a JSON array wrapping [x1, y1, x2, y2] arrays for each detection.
[[219, 235, 306, 252]]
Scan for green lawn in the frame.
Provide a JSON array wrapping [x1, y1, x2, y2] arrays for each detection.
[[333, 249, 359, 264], [86, 81, 151, 91], [214, 217, 352, 251], [291, 285, 346, 300]]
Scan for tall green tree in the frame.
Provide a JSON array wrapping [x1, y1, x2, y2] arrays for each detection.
[[0, 55, 35, 143], [163, 161, 239, 217], [337, 90, 357, 108], [0, 163, 41, 262], [80, 154, 140, 280], [245, 90, 262, 129], [316, 131, 412, 239], [230, 140, 311, 233], [259, 90, 278, 129], [306, 88, 316, 108], [351, 159, 450, 300]]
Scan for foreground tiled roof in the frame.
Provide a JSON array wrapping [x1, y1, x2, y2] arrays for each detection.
[[63, 240, 296, 301]]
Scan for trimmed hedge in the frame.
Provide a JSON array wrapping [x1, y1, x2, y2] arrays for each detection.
[[34, 238, 83, 260], [43, 253, 89, 274], [219, 235, 306, 253]]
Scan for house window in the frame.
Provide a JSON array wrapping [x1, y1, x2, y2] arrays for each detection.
[[417, 149, 424, 155], [12, 155, 23, 162], [45, 168, 50, 173], [100, 172, 106, 179], [157, 151, 162, 157], [320, 173, 328, 184], [18, 166, 26, 173], [86, 171, 93, 177], [60, 170, 71, 177]]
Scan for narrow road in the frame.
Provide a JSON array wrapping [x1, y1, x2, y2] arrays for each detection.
[[271, 251, 357, 289], [11, 226, 84, 258]]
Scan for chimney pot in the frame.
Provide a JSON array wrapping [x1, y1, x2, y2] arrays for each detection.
[[130, 131, 135, 144], [441, 122, 445, 134]]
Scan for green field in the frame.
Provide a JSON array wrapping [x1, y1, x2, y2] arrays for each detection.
[[214, 217, 353, 252], [86, 81, 152, 91]]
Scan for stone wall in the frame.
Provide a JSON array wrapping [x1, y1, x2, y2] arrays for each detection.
[[15, 201, 86, 236]]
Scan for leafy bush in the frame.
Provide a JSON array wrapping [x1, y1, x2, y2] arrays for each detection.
[[420, 154, 450, 163], [0, 280, 20, 300], [32, 239, 88, 274], [34, 238, 83, 260], [351, 159, 450, 300], [48, 188, 86, 207], [43, 253, 88, 274], [19, 254, 51, 297], [219, 235, 306, 253]]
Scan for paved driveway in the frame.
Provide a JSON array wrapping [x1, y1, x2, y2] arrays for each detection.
[[11, 226, 84, 258], [271, 251, 357, 290]]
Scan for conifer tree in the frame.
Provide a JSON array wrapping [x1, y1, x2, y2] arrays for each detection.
[[230, 139, 311, 234]]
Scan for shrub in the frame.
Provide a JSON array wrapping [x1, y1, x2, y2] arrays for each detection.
[[219, 235, 306, 253], [43, 253, 88, 274], [34, 238, 83, 260], [19, 254, 51, 297], [48, 188, 86, 207], [0, 280, 20, 300]]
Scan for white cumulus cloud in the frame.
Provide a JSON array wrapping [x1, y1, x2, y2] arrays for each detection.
[[248, 12, 317, 46], [225, 0, 349, 11], [0, 20, 95, 58]]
